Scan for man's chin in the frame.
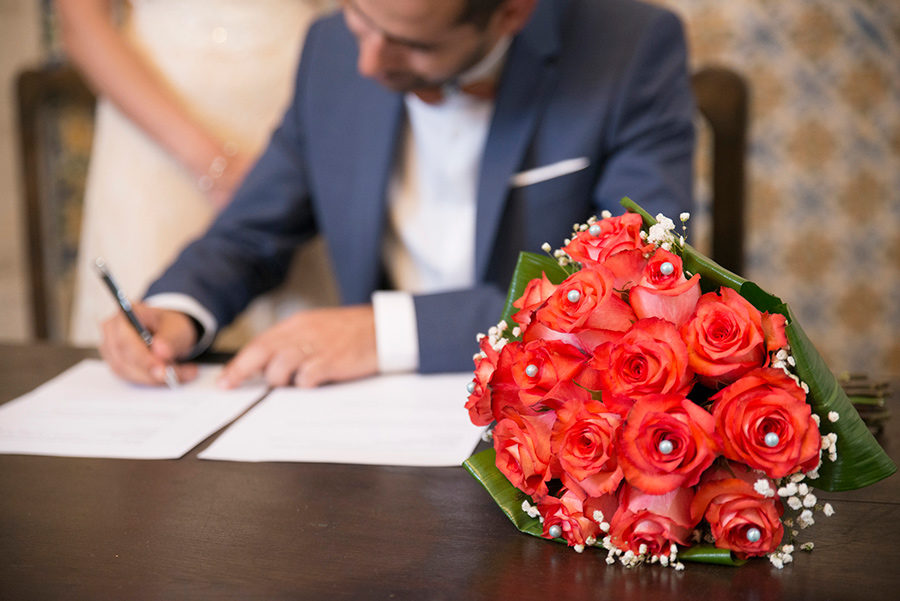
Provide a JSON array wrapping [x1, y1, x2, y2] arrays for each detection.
[[373, 74, 438, 95]]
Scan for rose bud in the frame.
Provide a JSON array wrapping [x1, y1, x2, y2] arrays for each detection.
[[563, 212, 648, 266], [511, 272, 558, 331], [550, 389, 624, 499], [493, 412, 555, 498], [680, 287, 788, 387], [489, 339, 587, 421], [609, 483, 697, 558], [691, 463, 785, 558], [616, 393, 720, 495], [531, 267, 636, 352], [629, 248, 701, 328], [465, 335, 501, 426], [711, 368, 821, 479], [581, 318, 695, 401], [538, 489, 601, 547]]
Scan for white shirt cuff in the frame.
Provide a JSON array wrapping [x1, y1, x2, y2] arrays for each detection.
[[372, 290, 419, 373], [144, 293, 218, 357]]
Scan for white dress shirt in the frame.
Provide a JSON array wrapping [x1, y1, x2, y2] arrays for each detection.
[[373, 38, 510, 373]]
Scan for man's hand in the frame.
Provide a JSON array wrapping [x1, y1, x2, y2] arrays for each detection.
[[99, 304, 199, 386], [218, 305, 378, 389]]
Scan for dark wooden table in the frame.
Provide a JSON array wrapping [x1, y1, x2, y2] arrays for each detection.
[[1, 343, 898, 600]]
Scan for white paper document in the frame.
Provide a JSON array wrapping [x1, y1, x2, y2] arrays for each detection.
[[0, 359, 266, 459], [199, 373, 483, 467]]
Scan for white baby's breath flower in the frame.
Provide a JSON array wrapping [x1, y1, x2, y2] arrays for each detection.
[[823, 503, 835, 516], [680, 212, 690, 222], [541, 242, 552, 253], [787, 496, 802, 510], [802, 494, 817, 508], [778, 482, 798, 497], [754, 479, 776, 498], [828, 411, 840, 423], [798, 509, 815, 528], [801, 542, 815, 551]]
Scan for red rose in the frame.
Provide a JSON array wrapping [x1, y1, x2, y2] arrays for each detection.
[[511, 273, 558, 330], [493, 412, 555, 497], [563, 212, 648, 266], [489, 339, 587, 421], [629, 249, 701, 328], [537, 490, 601, 547], [595, 248, 647, 291], [691, 463, 785, 558], [532, 267, 635, 350], [609, 483, 696, 558], [616, 394, 720, 494], [711, 368, 821, 479], [581, 318, 694, 401], [680, 287, 788, 386], [465, 335, 501, 426], [550, 387, 624, 498]]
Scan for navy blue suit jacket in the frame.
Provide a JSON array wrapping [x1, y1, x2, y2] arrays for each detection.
[[147, 0, 696, 372]]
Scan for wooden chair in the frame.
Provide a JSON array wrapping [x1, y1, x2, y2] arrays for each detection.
[[691, 66, 750, 274], [16, 63, 96, 340]]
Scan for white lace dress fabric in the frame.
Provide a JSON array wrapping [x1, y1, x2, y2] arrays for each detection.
[[70, 0, 338, 349]]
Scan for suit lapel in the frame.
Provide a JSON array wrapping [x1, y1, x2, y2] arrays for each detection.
[[474, 0, 562, 280], [341, 82, 404, 302]]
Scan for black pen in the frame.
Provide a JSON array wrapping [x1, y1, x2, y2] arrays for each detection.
[[94, 258, 179, 388]]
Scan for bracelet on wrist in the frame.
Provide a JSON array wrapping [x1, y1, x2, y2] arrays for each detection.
[[197, 142, 238, 192]]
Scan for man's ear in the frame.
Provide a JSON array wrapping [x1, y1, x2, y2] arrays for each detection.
[[489, 0, 539, 37]]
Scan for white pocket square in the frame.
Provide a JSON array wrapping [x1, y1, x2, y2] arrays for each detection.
[[509, 157, 590, 188]]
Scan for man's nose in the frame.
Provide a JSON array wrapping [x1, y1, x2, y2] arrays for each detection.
[[356, 32, 394, 78]]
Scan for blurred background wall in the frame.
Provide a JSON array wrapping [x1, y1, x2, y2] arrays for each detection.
[[654, 0, 900, 376], [0, 0, 42, 341], [0, 0, 897, 375]]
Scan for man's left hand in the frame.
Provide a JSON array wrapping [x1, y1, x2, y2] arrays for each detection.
[[217, 305, 379, 388]]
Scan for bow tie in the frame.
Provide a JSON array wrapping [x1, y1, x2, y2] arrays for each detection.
[[412, 79, 497, 105]]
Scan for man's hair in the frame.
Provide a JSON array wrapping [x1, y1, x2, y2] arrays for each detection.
[[456, 0, 508, 29]]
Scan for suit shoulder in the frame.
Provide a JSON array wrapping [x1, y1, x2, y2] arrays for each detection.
[[563, 0, 684, 34]]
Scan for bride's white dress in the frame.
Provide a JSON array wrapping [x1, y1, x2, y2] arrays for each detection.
[[70, 0, 338, 349]]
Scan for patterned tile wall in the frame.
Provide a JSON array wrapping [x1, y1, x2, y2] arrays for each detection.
[[654, 0, 900, 376]]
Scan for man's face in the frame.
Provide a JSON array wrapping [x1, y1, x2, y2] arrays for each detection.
[[343, 0, 503, 92]]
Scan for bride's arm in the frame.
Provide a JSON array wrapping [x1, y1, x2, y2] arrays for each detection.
[[55, 0, 252, 208]]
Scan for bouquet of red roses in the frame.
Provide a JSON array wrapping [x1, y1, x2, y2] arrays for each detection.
[[463, 198, 895, 568]]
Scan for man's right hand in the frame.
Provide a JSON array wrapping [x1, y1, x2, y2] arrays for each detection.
[[99, 303, 200, 386]]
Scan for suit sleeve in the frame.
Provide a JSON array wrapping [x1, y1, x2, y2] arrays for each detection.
[[144, 22, 326, 328], [592, 9, 696, 219]]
